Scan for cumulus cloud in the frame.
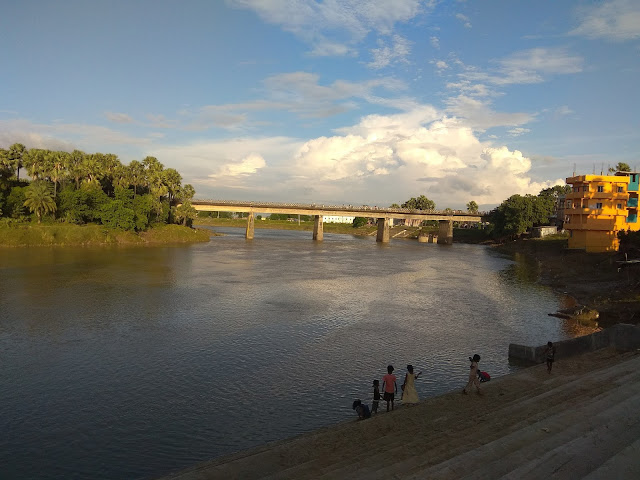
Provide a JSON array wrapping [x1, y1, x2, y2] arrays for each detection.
[[287, 108, 556, 206], [430, 36, 440, 48], [227, 0, 426, 55], [570, 0, 640, 41]]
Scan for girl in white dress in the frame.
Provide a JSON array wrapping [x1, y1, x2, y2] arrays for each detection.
[[401, 364, 422, 404]]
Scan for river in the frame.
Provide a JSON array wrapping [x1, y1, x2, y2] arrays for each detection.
[[0, 227, 577, 479]]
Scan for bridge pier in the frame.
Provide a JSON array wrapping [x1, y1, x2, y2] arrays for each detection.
[[376, 218, 390, 243], [313, 215, 323, 241], [437, 220, 453, 245], [245, 212, 255, 239]]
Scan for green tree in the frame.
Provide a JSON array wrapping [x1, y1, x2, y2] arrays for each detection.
[[466, 201, 479, 213], [162, 168, 182, 204], [7, 143, 26, 181], [23, 181, 57, 223], [539, 185, 571, 198], [608, 162, 631, 173], [127, 160, 145, 196], [402, 195, 435, 211], [48, 151, 68, 198], [174, 201, 198, 226], [352, 217, 367, 228], [67, 150, 86, 188], [99, 199, 135, 230], [6, 186, 27, 218]]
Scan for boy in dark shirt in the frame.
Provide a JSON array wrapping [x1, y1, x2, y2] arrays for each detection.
[[372, 379, 381, 414]]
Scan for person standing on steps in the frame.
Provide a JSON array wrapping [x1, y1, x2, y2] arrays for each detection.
[[545, 341, 556, 374], [382, 365, 397, 412], [372, 379, 381, 414], [462, 354, 483, 395], [401, 364, 422, 404]]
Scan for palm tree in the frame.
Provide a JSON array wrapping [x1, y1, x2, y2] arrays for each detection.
[[8, 143, 26, 181], [128, 160, 145, 196], [23, 181, 57, 223], [47, 151, 68, 198]]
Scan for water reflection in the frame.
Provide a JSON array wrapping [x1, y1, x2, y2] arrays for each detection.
[[0, 229, 576, 479]]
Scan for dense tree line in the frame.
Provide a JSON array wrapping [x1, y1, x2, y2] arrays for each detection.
[[0, 143, 197, 229], [486, 185, 571, 239]]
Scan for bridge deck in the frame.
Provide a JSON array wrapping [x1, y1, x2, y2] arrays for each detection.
[[192, 200, 483, 222]]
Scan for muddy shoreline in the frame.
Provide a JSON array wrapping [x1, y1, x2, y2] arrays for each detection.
[[495, 239, 640, 328]]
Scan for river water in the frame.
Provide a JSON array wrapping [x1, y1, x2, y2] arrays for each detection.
[[0, 227, 577, 479]]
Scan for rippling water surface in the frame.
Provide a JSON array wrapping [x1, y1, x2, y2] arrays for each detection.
[[0, 227, 576, 479]]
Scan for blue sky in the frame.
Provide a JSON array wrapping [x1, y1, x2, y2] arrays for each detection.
[[2, 0, 639, 209]]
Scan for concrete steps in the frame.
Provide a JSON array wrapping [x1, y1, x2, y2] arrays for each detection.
[[163, 349, 640, 480]]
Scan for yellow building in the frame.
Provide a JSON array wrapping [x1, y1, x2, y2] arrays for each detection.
[[564, 172, 639, 252]]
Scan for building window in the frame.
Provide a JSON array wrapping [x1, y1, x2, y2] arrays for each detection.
[[566, 200, 572, 208], [583, 185, 588, 192], [596, 202, 603, 209], [597, 186, 604, 192], [564, 215, 570, 223], [617, 203, 623, 209], [618, 186, 624, 192]]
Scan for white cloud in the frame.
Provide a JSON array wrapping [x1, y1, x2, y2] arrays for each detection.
[[435, 60, 449, 71], [570, 0, 640, 41], [445, 95, 535, 130], [228, 0, 426, 55], [455, 13, 472, 28], [430, 36, 440, 48], [446, 81, 492, 97], [368, 35, 412, 69], [508, 127, 530, 137], [461, 48, 583, 85], [289, 110, 556, 205], [210, 153, 267, 178], [554, 105, 573, 117], [180, 72, 406, 130], [152, 137, 303, 192], [0, 119, 152, 153], [105, 112, 135, 124], [138, 103, 557, 207]]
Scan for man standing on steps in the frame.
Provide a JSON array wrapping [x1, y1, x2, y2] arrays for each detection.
[[463, 354, 483, 395]]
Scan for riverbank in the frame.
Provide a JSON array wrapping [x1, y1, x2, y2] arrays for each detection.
[[163, 346, 640, 479], [0, 223, 211, 247], [495, 237, 640, 328]]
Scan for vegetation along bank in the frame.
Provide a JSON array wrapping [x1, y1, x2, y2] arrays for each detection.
[[0, 143, 207, 246]]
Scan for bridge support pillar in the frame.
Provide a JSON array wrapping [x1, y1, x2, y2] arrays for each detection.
[[376, 217, 390, 243], [313, 215, 323, 241], [245, 212, 255, 240], [437, 220, 453, 245]]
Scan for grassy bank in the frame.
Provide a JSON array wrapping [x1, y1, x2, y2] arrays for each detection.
[[0, 223, 211, 247]]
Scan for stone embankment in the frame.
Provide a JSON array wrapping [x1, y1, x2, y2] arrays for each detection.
[[164, 325, 640, 480]]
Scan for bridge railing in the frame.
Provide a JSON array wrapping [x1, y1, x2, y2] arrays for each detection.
[[192, 199, 486, 216]]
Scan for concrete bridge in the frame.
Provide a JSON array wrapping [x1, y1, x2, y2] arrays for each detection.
[[192, 200, 483, 244]]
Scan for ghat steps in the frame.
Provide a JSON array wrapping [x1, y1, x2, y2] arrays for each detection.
[[164, 348, 640, 480]]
